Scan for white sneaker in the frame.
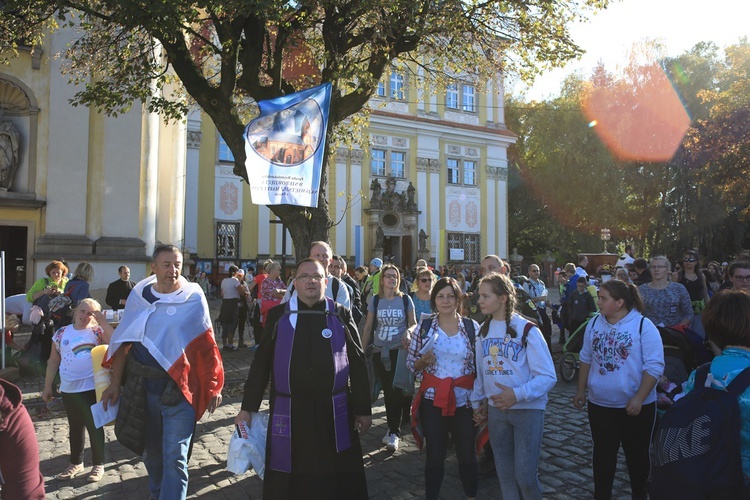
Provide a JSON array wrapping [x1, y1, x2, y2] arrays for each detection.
[[382, 430, 390, 445], [385, 433, 400, 452]]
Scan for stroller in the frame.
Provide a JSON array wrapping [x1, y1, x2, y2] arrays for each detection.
[[559, 313, 596, 383]]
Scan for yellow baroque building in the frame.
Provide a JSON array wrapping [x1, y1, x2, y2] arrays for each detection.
[[1, 28, 187, 300], [187, 69, 515, 275]]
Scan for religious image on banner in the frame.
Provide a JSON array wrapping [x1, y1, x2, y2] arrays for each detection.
[[243, 83, 332, 208]]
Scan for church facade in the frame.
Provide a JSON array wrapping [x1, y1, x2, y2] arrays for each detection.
[[185, 70, 515, 274], [0, 27, 186, 298]]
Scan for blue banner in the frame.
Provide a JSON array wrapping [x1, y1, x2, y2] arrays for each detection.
[[243, 83, 332, 207]]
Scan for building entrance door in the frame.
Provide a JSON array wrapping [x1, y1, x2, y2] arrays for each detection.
[[0, 225, 28, 296], [383, 236, 400, 266]]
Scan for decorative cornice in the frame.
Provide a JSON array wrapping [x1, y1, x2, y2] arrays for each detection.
[[486, 165, 508, 181], [416, 157, 431, 172], [350, 149, 364, 165], [335, 148, 349, 163], [428, 159, 441, 173], [186, 130, 202, 149], [372, 135, 388, 146]]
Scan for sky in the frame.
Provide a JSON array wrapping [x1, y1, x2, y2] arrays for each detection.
[[512, 0, 750, 101]]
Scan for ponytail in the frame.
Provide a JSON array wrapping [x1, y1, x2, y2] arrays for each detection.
[[477, 272, 518, 338], [601, 279, 644, 313], [627, 283, 645, 313]]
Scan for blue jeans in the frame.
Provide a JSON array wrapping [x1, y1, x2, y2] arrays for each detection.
[[143, 391, 196, 500], [487, 406, 544, 500]]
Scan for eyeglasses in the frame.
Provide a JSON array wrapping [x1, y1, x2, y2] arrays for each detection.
[[530, 269, 539, 273], [732, 274, 750, 282], [383, 275, 398, 281], [296, 274, 325, 283], [683, 257, 697, 263], [651, 265, 669, 270], [419, 278, 432, 283]]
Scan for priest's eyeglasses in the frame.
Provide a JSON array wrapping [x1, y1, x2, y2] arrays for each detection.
[[296, 274, 325, 283]]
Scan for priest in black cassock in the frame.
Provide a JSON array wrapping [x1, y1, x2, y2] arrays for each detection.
[[236, 258, 372, 499]]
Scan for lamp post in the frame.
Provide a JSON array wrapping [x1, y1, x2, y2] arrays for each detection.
[[600, 228, 611, 254]]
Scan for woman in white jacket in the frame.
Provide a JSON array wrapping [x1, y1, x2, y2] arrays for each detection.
[[573, 279, 664, 500], [471, 272, 556, 500]]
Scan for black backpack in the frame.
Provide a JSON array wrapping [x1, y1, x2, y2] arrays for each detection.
[[650, 363, 750, 499]]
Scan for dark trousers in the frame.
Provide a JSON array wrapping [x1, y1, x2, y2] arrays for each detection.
[[219, 299, 239, 344], [587, 401, 656, 500], [538, 308, 552, 347], [420, 399, 478, 499], [61, 390, 105, 466], [237, 304, 248, 344], [373, 349, 409, 435]]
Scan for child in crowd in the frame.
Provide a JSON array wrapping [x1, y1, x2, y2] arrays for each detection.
[[567, 276, 597, 336], [42, 298, 113, 482], [573, 279, 664, 500], [472, 272, 556, 499]]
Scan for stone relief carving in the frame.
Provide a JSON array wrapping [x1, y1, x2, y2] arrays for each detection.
[[0, 111, 20, 191], [186, 130, 202, 149]]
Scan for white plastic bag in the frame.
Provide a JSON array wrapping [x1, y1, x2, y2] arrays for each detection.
[[227, 412, 268, 479]]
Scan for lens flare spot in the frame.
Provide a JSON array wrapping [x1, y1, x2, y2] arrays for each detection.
[[582, 64, 691, 162], [588, 120, 598, 128]]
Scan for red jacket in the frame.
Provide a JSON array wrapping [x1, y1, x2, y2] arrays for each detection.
[[0, 379, 45, 499]]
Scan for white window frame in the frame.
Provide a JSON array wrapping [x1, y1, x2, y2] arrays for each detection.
[[447, 158, 460, 184], [218, 135, 235, 163], [390, 71, 405, 100], [446, 84, 459, 109], [371, 148, 387, 177], [390, 151, 406, 178], [371, 148, 408, 178], [463, 160, 477, 185], [462, 84, 476, 112]]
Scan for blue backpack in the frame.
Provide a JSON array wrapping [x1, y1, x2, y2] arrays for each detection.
[[650, 363, 750, 499]]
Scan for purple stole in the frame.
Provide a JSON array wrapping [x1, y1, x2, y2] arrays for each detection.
[[270, 297, 351, 473]]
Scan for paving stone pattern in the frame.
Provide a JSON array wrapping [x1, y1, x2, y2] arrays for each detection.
[[27, 294, 634, 499]]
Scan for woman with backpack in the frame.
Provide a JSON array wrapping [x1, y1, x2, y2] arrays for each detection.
[[55, 262, 94, 329], [471, 272, 556, 499], [407, 277, 480, 500], [361, 264, 416, 452], [573, 279, 664, 500], [655, 289, 750, 496]]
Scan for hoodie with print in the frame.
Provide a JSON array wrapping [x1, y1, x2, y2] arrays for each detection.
[[471, 313, 557, 410], [579, 309, 664, 408]]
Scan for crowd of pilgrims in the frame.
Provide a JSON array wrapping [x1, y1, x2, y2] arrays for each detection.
[[4, 244, 750, 500]]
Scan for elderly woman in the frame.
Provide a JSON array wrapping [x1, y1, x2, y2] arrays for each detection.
[[26, 260, 69, 363]]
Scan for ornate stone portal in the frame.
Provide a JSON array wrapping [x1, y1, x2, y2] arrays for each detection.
[[365, 176, 422, 266]]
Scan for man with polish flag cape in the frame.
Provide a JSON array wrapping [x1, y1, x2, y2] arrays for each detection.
[[101, 245, 224, 500]]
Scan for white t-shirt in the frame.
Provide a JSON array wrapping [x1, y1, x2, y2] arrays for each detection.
[[53, 324, 104, 393], [426, 326, 472, 405], [221, 276, 241, 299]]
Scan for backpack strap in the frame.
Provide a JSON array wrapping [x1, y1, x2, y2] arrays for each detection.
[[726, 367, 750, 398], [332, 277, 340, 304], [402, 294, 409, 313], [462, 317, 476, 346], [521, 321, 534, 347]]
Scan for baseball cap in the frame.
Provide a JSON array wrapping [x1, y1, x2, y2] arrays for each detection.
[[370, 258, 383, 268]]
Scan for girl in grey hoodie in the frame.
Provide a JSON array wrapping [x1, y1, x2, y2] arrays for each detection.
[[471, 273, 556, 499], [573, 279, 664, 500]]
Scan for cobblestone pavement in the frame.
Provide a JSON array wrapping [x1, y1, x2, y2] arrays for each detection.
[[22, 295, 634, 499]]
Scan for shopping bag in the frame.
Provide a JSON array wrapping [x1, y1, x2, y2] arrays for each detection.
[[227, 412, 268, 479]]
